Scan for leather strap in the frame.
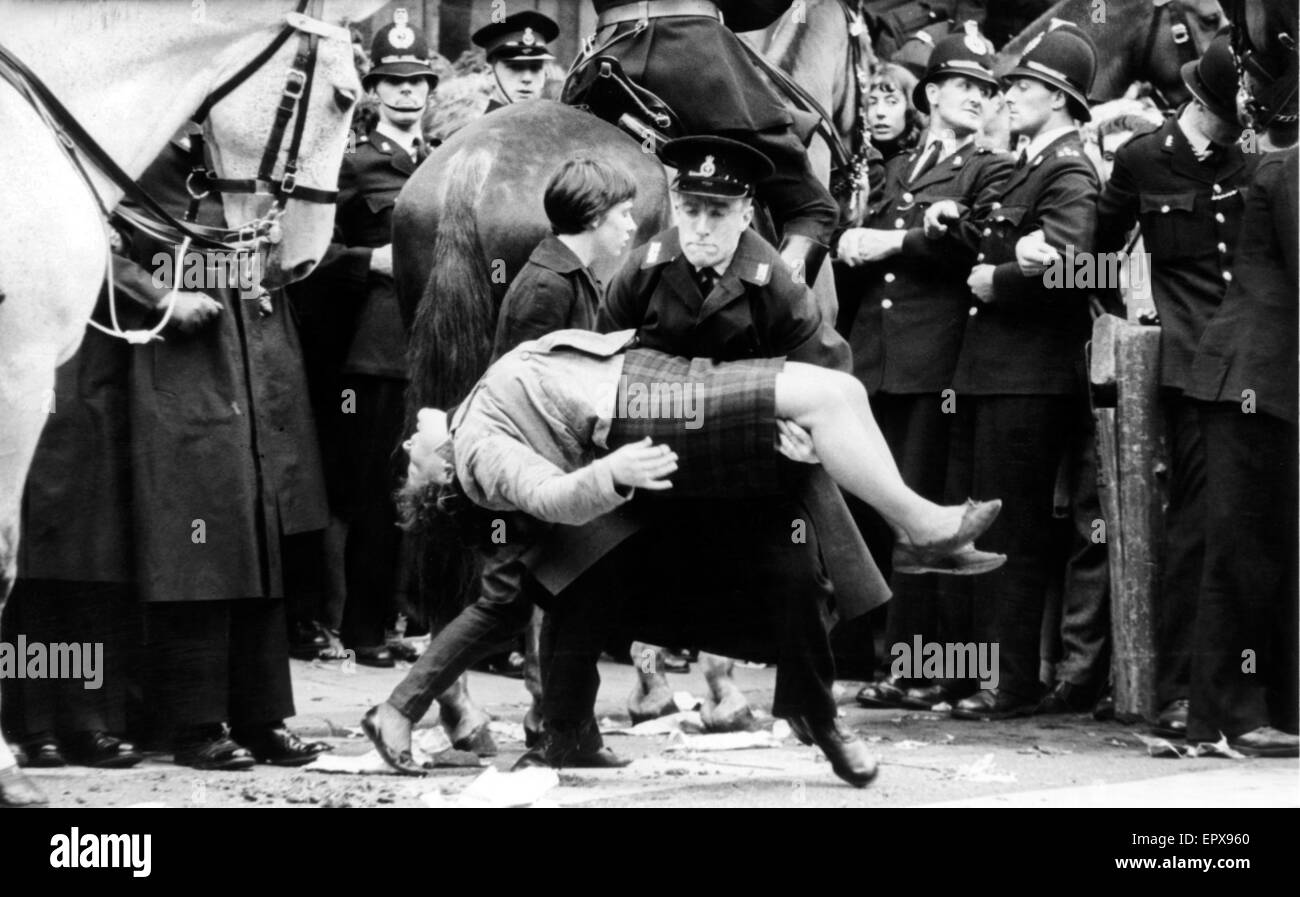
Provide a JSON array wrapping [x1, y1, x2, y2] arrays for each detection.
[[596, 0, 723, 28]]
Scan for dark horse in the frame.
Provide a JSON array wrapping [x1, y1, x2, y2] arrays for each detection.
[[1222, 0, 1298, 143], [996, 0, 1227, 106]]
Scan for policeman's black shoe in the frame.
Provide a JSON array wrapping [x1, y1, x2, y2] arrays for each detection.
[[0, 766, 48, 808], [902, 680, 975, 710], [63, 731, 143, 769], [1229, 727, 1299, 758], [951, 688, 1037, 721], [352, 645, 395, 668], [1093, 692, 1116, 721], [1152, 699, 1189, 739], [510, 718, 629, 770], [288, 623, 330, 661], [1036, 681, 1097, 715], [173, 727, 256, 771], [786, 715, 878, 788], [18, 738, 66, 768], [233, 725, 332, 767], [523, 708, 543, 749], [855, 674, 910, 708]]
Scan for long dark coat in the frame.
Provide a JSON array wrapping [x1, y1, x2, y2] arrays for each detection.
[[124, 144, 329, 603]]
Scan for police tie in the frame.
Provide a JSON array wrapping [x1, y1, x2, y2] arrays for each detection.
[[411, 137, 425, 164], [910, 140, 942, 183], [693, 266, 717, 298], [1014, 148, 1028, 170]]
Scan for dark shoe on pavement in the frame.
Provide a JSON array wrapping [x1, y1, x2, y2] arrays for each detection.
[[173, 729, 256, 771], [511, 718, 630, 770], [288, 622, 330, 661], [856, 675, 910, 708], [786, 716, 878, 788], [951, 688, 1037, 721], [19, 738, 66, 768], [902, 680, 974, 710], [1036, 681, 1096, 715], [1229, 727, 1299, 758], [473, 649, 525, 679], [360, 706, 426, 776], [1093, 690, 1115, 721], [0, 765, 48, 807], [1152, 699, 1189, 739], [234, 725, 332, 767], [63, 731, 142, 769], [352, 645, 395, 668], [451, 722, 499, 757]]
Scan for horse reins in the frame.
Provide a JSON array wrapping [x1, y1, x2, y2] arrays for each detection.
[[1140, 0, 1204, 107], [0, 1, 350, 341]]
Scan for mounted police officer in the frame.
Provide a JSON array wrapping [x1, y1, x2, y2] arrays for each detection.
[[290, 11, 437, 669], [939, 23, 1102, 721], [1094, 34, 1259, 741], [839, 32, 1014, 712], [585, 1, 839, 282], [472, 10, 559, 112]]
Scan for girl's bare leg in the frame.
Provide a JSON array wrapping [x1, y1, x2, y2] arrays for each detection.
[[774, 363, 964, 546]]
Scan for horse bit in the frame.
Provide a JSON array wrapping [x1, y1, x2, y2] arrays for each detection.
[[0, 0, 350, 342]]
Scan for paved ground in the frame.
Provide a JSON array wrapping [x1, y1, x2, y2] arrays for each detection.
[[23, 657, 1300, 808]]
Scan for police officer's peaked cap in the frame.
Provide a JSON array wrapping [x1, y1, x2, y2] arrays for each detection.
[[1183, 32, 1241, 125], [913, 28, 1000, 114], [1003, 21, 1097, 121], [472, 11, 559, 62], [661, 136, 774, 198], [364, 8, 438, 90]]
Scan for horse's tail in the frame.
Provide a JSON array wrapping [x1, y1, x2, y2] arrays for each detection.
[[404, 146, 496, 629], [407, 146, 495, 417]]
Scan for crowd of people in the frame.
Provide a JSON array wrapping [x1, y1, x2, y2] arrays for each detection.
[[2, 0, 1296, 807]]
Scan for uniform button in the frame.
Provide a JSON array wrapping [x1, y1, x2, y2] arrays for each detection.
[[895, 218, 905, 228], [1215, 213, 1226, 223], [881, 299, 893, 309], [982, 227, 992, 236], [1213, 183, 1222, 193], [1160, 204, 1171, 213], [884, 273, 896, 283], [990, 202, 1002, 210], [976, 252, 985, 262], [1223, 270, 1233, 282], [1217, 242, 1227, 253], [968, 306, 979, 317], [902, 192, 914, 203]]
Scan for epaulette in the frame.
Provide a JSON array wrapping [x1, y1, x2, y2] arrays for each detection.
[[640, 240, 672, 269], [1055, 146, 1081, 158], [737, 258, 773, 286]]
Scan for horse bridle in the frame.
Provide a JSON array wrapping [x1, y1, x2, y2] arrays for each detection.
[[1222, 0, 1299, 128], [0, 1, 350, 340], [1140, 0, 1204, 106]]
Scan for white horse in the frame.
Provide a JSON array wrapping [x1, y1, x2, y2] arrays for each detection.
[[0, 0, 385, 803]]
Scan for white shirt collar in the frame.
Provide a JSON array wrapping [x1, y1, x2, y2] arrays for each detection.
[[1021, 125, 1078, 164], [374, 121, 420, 157], [925, 130, 974, 160]]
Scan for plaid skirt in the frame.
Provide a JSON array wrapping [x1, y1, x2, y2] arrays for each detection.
[[606, 348, 787, 499]]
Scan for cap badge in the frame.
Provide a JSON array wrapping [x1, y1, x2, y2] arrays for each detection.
[[697, 155, 717, 177], [390, 27, 415, 49], [522, 27, 536, 46]]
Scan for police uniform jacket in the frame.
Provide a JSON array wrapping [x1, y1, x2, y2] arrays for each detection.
[[599, 227, 850, 367], [952, 130, 1100, 396], [847, 142, 1014, 394], [119, 144, 328, 602], [1187, 148, 1298, 424], [1096, 114, 1258, 392], [296, 126, 421, 380], [520, 225, 891, 621], [492, 235, 601, 357]]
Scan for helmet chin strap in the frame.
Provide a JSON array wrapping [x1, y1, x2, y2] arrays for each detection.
[[490, 64, 515, 106]]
